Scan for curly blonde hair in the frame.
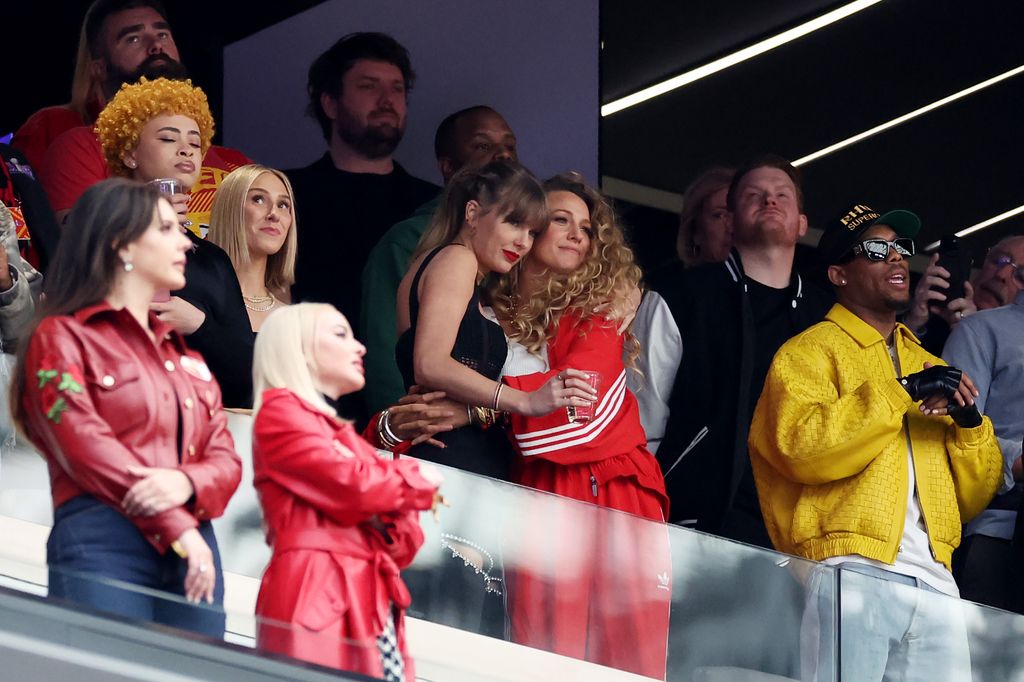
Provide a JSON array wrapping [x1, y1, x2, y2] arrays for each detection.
[[95, 77, 214, 177], [487, 173, 642, 360]]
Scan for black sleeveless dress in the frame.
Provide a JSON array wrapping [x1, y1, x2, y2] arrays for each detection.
[[395, 245, 513, 481]]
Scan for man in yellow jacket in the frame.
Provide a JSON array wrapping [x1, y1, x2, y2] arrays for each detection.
[[749, 203, 1002, 681]]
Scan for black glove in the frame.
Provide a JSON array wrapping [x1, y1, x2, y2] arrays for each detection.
[[947, 402, 983, 428], [899, 365, 962, 402]]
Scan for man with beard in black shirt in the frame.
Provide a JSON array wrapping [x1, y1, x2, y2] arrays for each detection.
[[287, 33, 438, 423], [288, 33, 438, 334]]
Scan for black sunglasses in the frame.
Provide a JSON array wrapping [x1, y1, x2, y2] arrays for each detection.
[[850, 237, 915, 262]]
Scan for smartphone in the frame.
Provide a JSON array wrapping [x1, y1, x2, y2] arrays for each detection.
[[935, 235, 970, 305]]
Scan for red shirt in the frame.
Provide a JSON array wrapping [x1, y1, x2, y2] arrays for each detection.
[[21, 302, 242, 553], [11, 105, 86, 173]]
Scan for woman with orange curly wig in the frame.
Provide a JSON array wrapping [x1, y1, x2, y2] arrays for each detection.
[[96, 76, 214, 225], [487, 173, 671, 679], [96, 77, 255, 408]]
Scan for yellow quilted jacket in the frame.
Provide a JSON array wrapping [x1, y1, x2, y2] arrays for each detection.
[[749, 304, 1002, 571]]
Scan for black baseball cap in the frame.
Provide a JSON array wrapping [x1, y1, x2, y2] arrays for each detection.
[[818, 203, 921, 265]]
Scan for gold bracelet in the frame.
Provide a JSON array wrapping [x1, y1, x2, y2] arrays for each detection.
[[170, 540, 187, 559], [492, 383, 504, 411], [471, 405, 496, 429]]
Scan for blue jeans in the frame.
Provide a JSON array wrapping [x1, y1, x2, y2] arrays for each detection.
[[47, 495, 225, 638], [802, 562, 971, 682]]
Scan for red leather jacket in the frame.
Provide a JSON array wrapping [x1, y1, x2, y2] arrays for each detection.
[[21, 303, 242, 553], [253, 388, 437, 678]]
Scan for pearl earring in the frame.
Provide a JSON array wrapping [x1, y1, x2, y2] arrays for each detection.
[[123, 261, 134, 272], [841, 279, 847, 285]]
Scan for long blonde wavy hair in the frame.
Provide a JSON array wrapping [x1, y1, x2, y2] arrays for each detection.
[[487, 173, 642, 362]]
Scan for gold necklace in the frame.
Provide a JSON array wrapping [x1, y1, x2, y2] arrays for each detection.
[[243, 290, 276, 312]]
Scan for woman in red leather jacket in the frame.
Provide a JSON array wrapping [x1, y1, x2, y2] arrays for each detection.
[[11, 179, 242, 636], [251, 302, 442, 681]]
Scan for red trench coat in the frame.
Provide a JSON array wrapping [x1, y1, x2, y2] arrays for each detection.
[[252, 388, 437, 678]]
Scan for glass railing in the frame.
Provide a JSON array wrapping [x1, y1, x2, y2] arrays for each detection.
[[838, 566, 1024, 682], [401, 460, 832, 681], [5, 414, 1024, 681], [0, 551, 382, 682]]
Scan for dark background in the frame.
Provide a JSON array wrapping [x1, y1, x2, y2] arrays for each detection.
[[600, 0, 1024, 270], [6, 1, 1022, 271]]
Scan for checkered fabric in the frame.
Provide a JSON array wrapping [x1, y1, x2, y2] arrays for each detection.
[[376, 607, 405, 682]]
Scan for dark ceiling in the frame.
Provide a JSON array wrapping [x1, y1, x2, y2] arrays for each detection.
[[600, 0, 1024, 263]]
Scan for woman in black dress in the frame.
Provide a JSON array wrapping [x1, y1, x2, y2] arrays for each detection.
[[394, 160, 594, 637], [395, 160, 594, 480]]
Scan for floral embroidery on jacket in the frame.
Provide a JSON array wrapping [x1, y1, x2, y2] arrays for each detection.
[[36, 357, 85, 424]]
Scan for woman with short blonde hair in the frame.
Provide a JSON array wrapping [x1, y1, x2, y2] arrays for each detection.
[[251, 303, 441, 679]]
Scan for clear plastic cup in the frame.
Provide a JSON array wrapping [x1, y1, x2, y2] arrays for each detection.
[[148, 178, 184, 195], [567, 370, 601, 423]]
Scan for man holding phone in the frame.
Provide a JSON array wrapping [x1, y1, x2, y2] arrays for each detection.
[[905, 235, 1024, 353], [942, 247, 1024, 612]]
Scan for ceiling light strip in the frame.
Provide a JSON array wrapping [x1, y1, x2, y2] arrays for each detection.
[[923, 204, 1024, 251], [793, 64, 1024, 167], [600, 0, 884, 117]]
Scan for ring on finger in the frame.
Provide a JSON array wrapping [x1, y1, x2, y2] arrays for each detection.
[[199, 564, 209, 574]]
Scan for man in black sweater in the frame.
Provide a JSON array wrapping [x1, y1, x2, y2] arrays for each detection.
[[288, 33, 438, 339], [287, 33, 438, 423], [630, 154, 833, 547]]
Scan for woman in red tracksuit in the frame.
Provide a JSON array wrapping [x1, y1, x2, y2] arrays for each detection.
[[487, 173, 671, 679], [251, 303, 442, 681]]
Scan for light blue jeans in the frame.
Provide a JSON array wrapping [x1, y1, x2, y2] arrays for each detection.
[[801, 562, 971, 682]]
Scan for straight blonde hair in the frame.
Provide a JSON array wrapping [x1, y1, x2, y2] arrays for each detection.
[[252, 303, 337, 418], [207, 164, 297, 293]]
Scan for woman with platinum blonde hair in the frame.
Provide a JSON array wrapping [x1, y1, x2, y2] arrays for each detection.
[[251, 303, 443, 680], [207, 164, 297, 331]]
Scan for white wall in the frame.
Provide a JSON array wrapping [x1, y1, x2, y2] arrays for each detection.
[[222, 0, 598, 184]]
